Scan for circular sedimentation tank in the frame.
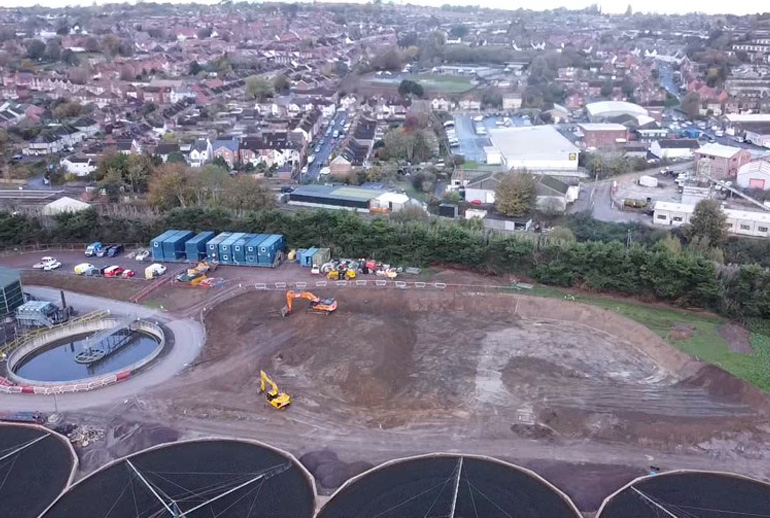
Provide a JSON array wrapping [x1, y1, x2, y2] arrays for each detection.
[[41, 438, 316, 518], [317, 453, 581, 518], [0, 423, 77, 518], [598, 470, 770, 518], [6, 317, 165, 386]]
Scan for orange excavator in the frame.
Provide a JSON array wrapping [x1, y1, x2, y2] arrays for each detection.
[[281, 290, 337, 317]]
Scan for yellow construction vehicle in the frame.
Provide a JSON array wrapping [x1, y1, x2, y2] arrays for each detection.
[[326, 269, 356, 280], [258, 370, 291, 409], [281, 290, 337, 317]]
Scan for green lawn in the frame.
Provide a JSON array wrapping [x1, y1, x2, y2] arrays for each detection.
[[528, 286, 770, 393]]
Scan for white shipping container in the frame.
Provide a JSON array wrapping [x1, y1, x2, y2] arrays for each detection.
[[639, 175, 658, 188]]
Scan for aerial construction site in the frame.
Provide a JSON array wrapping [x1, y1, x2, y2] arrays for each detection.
[[3, 254, 770, 516]]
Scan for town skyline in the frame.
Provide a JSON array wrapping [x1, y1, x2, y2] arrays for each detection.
[[0, 0, 766, 17]]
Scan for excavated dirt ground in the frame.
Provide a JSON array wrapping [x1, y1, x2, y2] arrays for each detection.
[[155, 289, 769, 452]]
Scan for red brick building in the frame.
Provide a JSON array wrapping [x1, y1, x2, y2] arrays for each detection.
[[578, 123, 629, 149], [694, 143, 752, 179]]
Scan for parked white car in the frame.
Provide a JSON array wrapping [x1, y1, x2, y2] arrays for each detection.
[[33, 256, 61, 271], [135, 248, 151, 262]]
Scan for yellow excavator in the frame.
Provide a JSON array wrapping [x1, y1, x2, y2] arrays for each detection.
[[258, 370, 291, 409], [281, 290, 337, 317]]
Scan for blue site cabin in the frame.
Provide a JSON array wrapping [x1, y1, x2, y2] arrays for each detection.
[[299, 247, 319, 267], [245, 234, 269, 264], [185, 231, 215, 262], [218, 232, 246, 264], [151, 230, 180, 262], [206, 232, 231, 263], [258, 235, 284, 267], [162, 230, 194, 262], [232, 233, 255, 264]]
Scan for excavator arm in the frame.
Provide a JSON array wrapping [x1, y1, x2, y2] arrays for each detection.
[[282, 290, 335, 317], [259, 370, 291, 410]]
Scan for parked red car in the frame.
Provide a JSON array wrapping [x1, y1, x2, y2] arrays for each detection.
[[121, 269, 136, 278], [103, 265, 124, 278]]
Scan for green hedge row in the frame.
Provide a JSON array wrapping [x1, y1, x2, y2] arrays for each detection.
[[4, 207, 770, 319]]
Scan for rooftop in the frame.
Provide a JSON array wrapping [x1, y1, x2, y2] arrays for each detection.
[[578, 123, 628, 132], [291, 184, 385, 203], [488, 126, 580, 160], [586, 101, 648, 117], [696, 142, 743, 159]]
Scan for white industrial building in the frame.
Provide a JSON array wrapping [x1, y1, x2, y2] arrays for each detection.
[[487, 126, 580, 171], [650, 139, 700, 160], [585, 101, 648, 122], [653, 201, 770, 238], [736, 160, 770, 190]]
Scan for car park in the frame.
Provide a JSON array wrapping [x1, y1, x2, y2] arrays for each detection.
[[106, 244, 124, 257], [145, 263, 167, 279], [102, 265, 124, 278], [33, 257, 61, 271], [74, 263, 101, 276]]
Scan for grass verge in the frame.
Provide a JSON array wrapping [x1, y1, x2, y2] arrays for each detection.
[[528, 285, 770, 393]]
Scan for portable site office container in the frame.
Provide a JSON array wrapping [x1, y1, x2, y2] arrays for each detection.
[[258, 235, 283, 267], [233, 234, 255, 264], [162, 230, 194, 262], [206, 233, 231, 263], [151, 230, 181, 262], [295, 248, 307, 263], [312, 248, 331, 268], [219, 232, 247, 264], [245, 234, 268, 264], [185, 231, 215, 262], [299, 247, 318, 267]]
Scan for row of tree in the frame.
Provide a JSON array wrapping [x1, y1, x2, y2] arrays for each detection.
[[2, 206, 770, 319]]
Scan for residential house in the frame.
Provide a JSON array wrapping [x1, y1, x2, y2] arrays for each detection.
[[154, 142, 180, 162], [115, 139, 141, 155], [694, 143, 752, 179], [72, 117, 100, 137], [650, 139, 700, 160], [188, 138, 213, 167], [431, 98, 452, 112], [329, 155, 352, 176], [502, 93, 523, 111], [60, 156, 96, 177], [239, 134, 300, 169], [211, 139, 240, 168], [170, 86, 196, 104], [458, 95, 481, 111], [24, 133, 63, 155], [565, 92, 585, 110]]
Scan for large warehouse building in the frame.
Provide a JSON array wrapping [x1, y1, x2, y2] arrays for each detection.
[[487, 126, 580, 171], [586, 101, 648, 122], [288, 184, 411, 213]]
